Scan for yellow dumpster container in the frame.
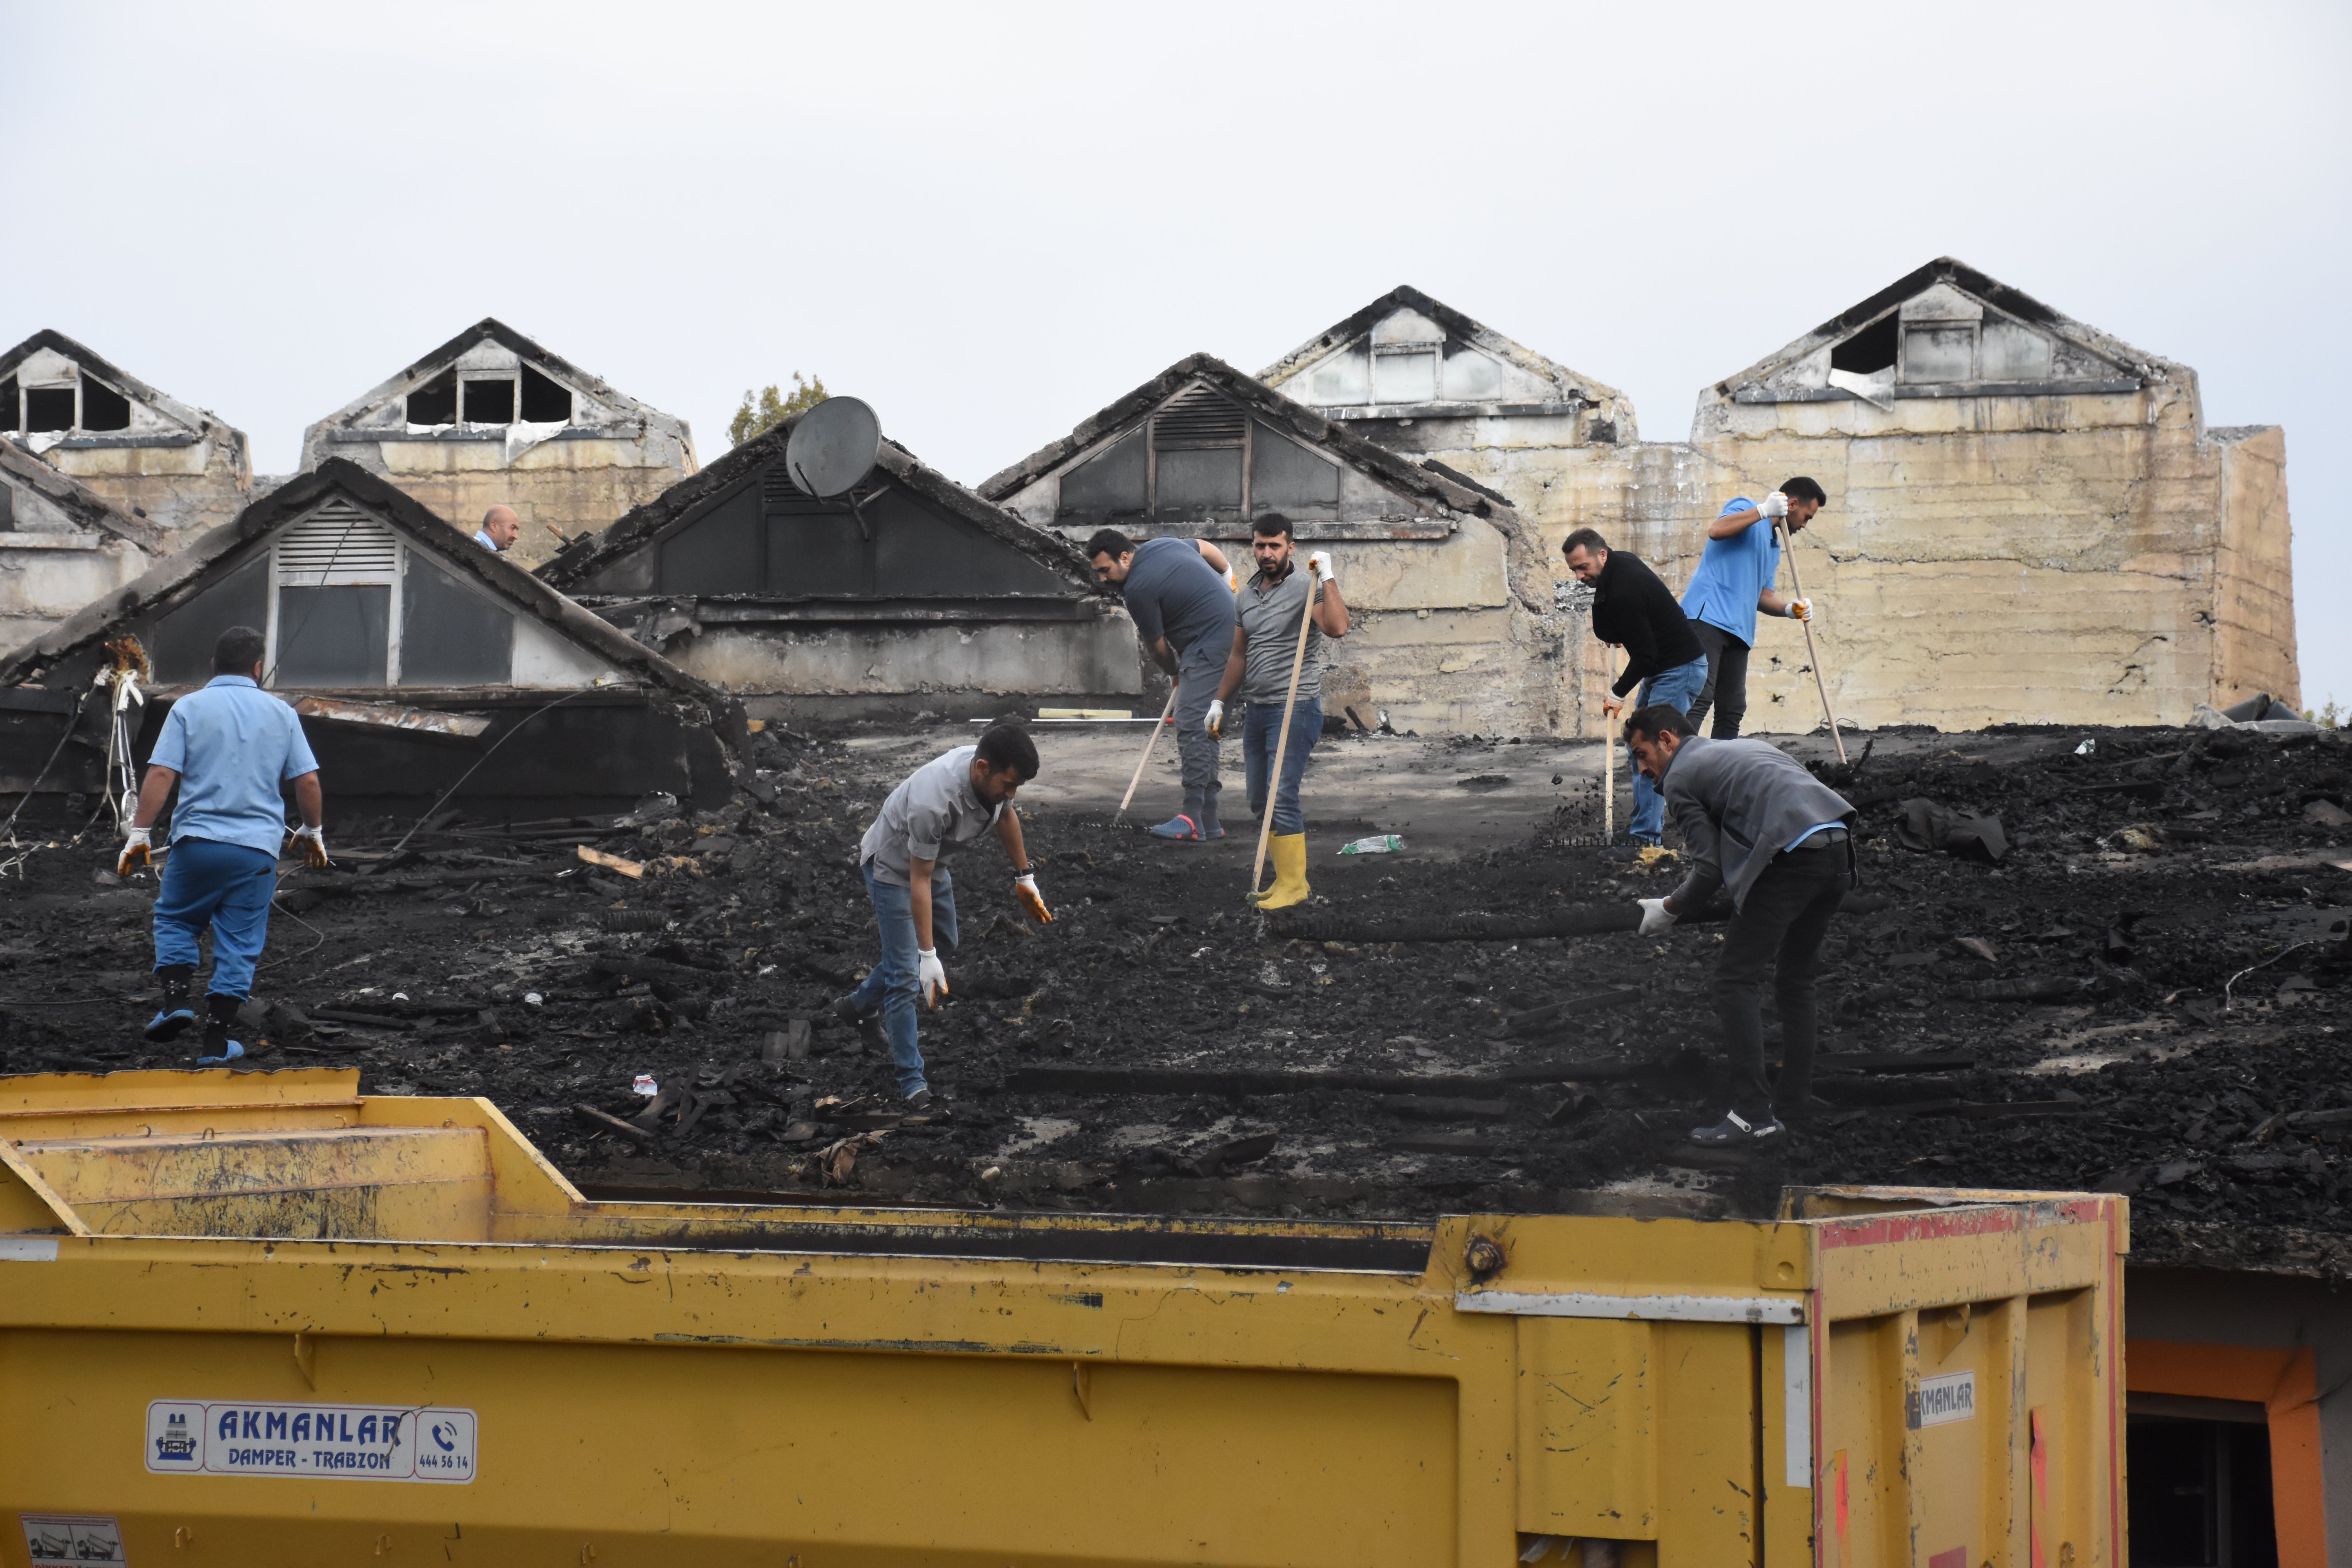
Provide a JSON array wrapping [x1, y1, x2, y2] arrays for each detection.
[[0, 1069, 2125, 1566]]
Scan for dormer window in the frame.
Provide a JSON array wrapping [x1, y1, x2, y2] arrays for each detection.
[[2, 370, 134, 435], [405, 363, 573, 428]]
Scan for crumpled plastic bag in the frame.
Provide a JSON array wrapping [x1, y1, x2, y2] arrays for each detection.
[[1894, 797, 2008, 863]]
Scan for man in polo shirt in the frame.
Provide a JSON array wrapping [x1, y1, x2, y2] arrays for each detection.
[[1085, 528, 1237, 842], [1563, 527, 1707, 847], [1621, 704, 1856, 1145], [117, 625, 329, 1064], [1679, 478, 1822, 738], [834, 723, 1050, 1109], [1209, 513, 1347, 908]]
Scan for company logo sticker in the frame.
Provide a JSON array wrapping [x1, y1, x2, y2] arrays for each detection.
[[1915, 1370, 1977, 1428], [143, 1401, 477, 1484]]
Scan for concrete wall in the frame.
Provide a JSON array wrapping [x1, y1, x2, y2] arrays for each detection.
[[0, 459, 158, 650], [1337, 379, 2296, 735], [0, 538, 151, 652], [671, 617, 1142, 707], [36, 436, 251, 536], [1304, 517, 1566, 735], [317, 434, 692, 572], [2214, 425, 2300, 709]]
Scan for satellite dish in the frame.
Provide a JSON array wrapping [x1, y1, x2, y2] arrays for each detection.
[[784, 397, 881, 499]]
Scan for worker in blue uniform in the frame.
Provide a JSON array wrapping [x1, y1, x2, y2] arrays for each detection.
[[117, 625, 330, 1063]]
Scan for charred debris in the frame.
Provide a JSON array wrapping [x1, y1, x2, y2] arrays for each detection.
[[0, 715, 2342, 1275]]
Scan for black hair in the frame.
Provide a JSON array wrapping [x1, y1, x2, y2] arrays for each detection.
[[1252, 512, 1293, 540], [1083, 528, 1134, 562], [975, 722, 1040, 780], [1622, 703, 1695, 745], [213, 625, 265, 674], [1563, 527, 1609, 557], [1780, 477, 1827, 505]]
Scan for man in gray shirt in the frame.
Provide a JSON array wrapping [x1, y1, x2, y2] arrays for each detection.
[[1087, 528, 1235, 841], [1211, 513, 1347, 908], [836, 723, 1051, 1107], [1622, 704, 1855, 1145]]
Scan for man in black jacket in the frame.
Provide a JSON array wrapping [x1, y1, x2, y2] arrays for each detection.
[[1622, 704, 1857, 1145], [1564, 529, 1708, 846]]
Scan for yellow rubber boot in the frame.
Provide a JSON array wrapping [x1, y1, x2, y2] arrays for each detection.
[[1251, 833, 1311, 910]]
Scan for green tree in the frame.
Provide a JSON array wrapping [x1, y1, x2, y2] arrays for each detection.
[[727, 372, 829, 446]]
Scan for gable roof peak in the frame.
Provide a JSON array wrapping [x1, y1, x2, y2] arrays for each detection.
[[0, 328, 236, 443], [1258, 285, 1629, 421], [1711, 255, 2177, 407]]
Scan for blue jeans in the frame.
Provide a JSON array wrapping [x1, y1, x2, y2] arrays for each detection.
[[1243, 696, 1320, 836], [152, 837, 278, 999], [1628, 656, 1709, 844], [848, 858, 959, 1096]]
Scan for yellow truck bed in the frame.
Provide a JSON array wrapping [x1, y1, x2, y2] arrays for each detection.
[[0, 1069, 2126, 1566]]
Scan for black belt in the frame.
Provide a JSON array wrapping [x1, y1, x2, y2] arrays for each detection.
[[1787, 828, 1849, 852]]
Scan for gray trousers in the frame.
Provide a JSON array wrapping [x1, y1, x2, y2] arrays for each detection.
[[1170, 643, 1225, 830]]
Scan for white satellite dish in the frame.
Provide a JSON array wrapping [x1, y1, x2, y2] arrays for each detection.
[[784, 397, 882, 499]]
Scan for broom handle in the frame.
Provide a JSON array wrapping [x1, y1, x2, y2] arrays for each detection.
[[1775, 520, 1847, 764], [1115, 686, 1180, 819], [1603, 646, 1616, 840], [1252, 572, 1321, 894]]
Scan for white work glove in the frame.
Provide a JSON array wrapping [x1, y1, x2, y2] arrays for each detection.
[[1013, 872, 1054, 925], [290, 824, 333, 868], [1637, 897, 1678, 936], [1786, 597, 1813, 623], [1225, 566, 1238, 592], [1759, 492, 1789, 520], [917, 947, 948, 1009], [1307, 550, 1335, 583], [117, 824, 154, 877], [1601, 696, 1625, 720], [1205, 698, 1225, 738]]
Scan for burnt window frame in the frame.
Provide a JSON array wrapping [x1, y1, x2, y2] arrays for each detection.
[[4, 369, 138, 437], [406, 361, 578, 430]]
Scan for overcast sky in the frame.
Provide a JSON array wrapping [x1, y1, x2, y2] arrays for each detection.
[[12, 1, 2347, 706]]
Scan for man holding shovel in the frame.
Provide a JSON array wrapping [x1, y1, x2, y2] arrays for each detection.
[[1680, 478, 1822, 739], [1563, 528, 1706, 848], [1086, 529, 1236, 842], [1210, 513, 1347, 909]]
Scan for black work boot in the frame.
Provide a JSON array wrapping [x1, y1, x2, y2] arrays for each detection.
[[145, 964, 197, 1042], [198, 993, 246, 1065]]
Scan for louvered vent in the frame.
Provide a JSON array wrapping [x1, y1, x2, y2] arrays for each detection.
[[276, 499, 400, 586], [762, 460, 808, 506], [1151, 388, 1247, 448]]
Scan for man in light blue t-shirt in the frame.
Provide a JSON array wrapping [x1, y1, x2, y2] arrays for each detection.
[[118, 625, 329, 1063], [1679, 476, 1824, 738]]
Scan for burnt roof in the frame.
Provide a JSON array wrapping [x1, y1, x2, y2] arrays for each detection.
[[0, 458, 731, 722], [303, 318, 692, 446], [0, 443, 170, 552], [1257, 284, 1626, 409], [981, 352, 1516, 521], [537, 409, 1096, 593], [977, 353, 1556, 613], [1712, 256, 2171, 396], [0, 328, 239, 443]]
